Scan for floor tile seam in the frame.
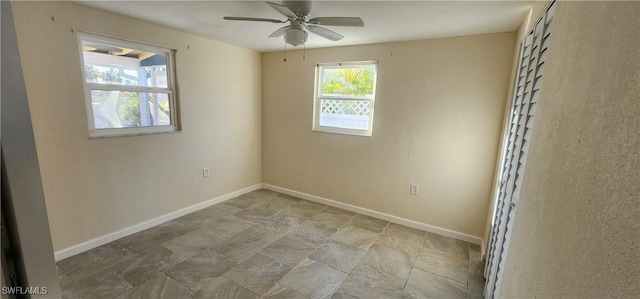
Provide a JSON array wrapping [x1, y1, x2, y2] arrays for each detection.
[[197, 248, 242, 268], [400, 265, 415, 295], [467, 267, 485, 276], [345, 213, 380, 236], [222, 252, 291, 297], [166, 272, 198, 294], [61, 268, 125, 292], [412, 256, 470, 275], [340, 263, 404, 299], [296, 235, 330, 267], [118, 237, 181, 256], [406, 246, 420, 269], [57, 244, 133, 278], [325, 235, 373, 256], [262, 218, 298, 234], [380, 225, 429, 242], [260, 234, 330, 274], [318, 211, 357, 234], [414, 266, 470, 289], [340, 212, 358, 229], [378, 220, 392, 235], [306, 255, 350, 276], [420, 230, 428, 244], [322, 270, 350, 299], [113, 244, 166, 266], [113, 242, 137, 261], [372, 236, 421, 263], [168, 247, 202, 261], [275, 286, 308, 299], [273, 251, 347, 299], [250, 204, 288, 217], [270, 278, 312, 299], [236, 224, 278, 240], [111, 272, 176, 299], [468, 259, 484, 274], [101, 269, 135, 299], [246, 192, 280, 201], [465, 275, 472, 297], [255, 191, 280, 198], [242, 284, 264, 299], [316, 204, 330, 214], [325, 275, 348, 299], [158, 273, 195, 295], [417, 253, 470, 267], [162, 264, 222, 294], [256, 245, 311, 269], [162, 224, 200, 236], [112, 257, 177, 290], [416, 244, 471, 262], [360, 244, 413, 284], [349, 217, 389, 235], [56, 266, 75, 283], [108, 266, 131, 284], [59, 279, 72, 288]]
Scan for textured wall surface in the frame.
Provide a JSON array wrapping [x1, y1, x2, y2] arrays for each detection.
[[12, 1, 262, 252], [499, 1, 640, 297], [263, 33, 516, 238]]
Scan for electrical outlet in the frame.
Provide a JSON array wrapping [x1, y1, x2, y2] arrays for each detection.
[[410, 184, 419, 195], [203, 167, 210, 177]]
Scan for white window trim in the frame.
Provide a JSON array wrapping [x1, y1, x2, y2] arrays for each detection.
[[76, 32, 180, 138], [313, 61, 378, 137]]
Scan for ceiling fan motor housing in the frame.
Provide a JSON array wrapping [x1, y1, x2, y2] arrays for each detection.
[[282, 1, 312, 15], [284, 27, 308, 46]]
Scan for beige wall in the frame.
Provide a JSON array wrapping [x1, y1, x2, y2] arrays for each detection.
[[12, 1, 262, 252], [499, 1, 640, 297], [263, 33, 517, 238]]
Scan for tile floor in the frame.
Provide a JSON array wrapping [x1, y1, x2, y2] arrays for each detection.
[[57, 189, 486, 299]]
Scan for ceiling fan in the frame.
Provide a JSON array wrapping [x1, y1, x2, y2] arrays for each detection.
[[223, 1, 364, 47]]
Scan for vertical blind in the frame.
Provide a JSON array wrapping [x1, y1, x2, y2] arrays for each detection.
[[484, 2, 556, 298]]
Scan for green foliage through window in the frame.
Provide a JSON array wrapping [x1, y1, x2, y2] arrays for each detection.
[[322, 67, 375, 96], [117, 92, 142, 126]]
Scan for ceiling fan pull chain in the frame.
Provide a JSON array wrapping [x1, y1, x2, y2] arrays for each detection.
[[303, 43, 306, 61], [283, 40, 287, 62]]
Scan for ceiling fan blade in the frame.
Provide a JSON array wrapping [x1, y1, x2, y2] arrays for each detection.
[[308, 17, 364, 27], [266, 1, 297, 18], [269, 26, 290, 38], [223, 16, 285, 23], [305, 24, 343, 41]]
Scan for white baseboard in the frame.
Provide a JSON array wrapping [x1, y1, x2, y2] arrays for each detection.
[[56, 183, 483, 261], [263, 184, 483, 245], [54, 184, 262, 261]]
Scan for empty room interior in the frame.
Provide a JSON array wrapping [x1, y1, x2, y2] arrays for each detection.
[[1, 0, 638, 298]]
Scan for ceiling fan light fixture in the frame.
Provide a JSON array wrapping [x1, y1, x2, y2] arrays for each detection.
[[223, 1, 364, 48], [284, 28, 307, 46]]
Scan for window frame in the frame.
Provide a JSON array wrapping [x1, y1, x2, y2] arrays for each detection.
[[76, 32, 180, 138], [313, 61, 378, 137]]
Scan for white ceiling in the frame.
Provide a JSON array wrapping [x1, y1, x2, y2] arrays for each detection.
[[74, 0, 533, 52]]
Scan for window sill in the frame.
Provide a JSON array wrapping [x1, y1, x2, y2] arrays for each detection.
[[312, 126, 372, 137], [89, 126, 179, 139]]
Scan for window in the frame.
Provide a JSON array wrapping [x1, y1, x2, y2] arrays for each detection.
[[313, 61, 377, 136], [77, 32, 179, 138]]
